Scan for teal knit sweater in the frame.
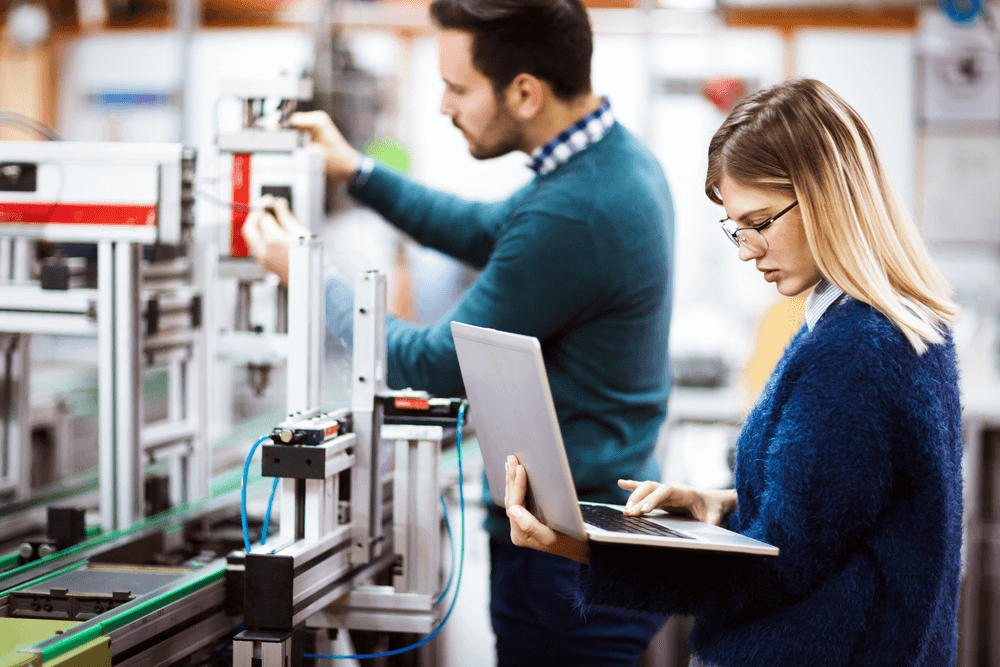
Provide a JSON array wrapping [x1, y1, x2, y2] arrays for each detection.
[[342, 123, 675, 537]]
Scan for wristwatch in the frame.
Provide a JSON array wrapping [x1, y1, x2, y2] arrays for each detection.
[[351, 155, 375, 190]]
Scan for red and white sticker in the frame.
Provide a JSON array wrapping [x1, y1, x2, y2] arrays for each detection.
[[394, 397, 430, 411], [0, 202, 157, 226]]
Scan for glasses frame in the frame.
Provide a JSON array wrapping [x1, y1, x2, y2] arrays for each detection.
[[719, 200, 799, 252]]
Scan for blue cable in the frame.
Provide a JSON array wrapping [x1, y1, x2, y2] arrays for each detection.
[[261, 477, 280, 545], [241, 435, 272, 554], [304, 400, 467, 661], [436, 494, 455, 605]]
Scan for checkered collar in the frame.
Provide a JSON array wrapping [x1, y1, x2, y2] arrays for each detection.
[[528, 98, 614, 176]]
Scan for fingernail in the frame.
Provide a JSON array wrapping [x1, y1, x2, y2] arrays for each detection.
[[509, 506, 522, 519], [641, 503, 650, 513], [625, 501, 633, 509]]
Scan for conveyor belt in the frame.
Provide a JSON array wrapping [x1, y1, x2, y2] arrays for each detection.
[[10, 565, 194, 621], [6, 561, 229, 666], [0, 409, 287, 580]]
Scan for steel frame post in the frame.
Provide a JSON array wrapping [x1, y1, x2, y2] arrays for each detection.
[[0, 334, 30, 500], [350, 271, 388, 564], [384, 424, 443, 597], [12, 239, 30, 281], [98, 241, 116, 530], [286, 238, 324, 416], [98, 241, 144, 530], [0, 237, 10, 279], [191, 241, 211, 502], [115, 241, 142, 528], [279, 237, 326, 543]]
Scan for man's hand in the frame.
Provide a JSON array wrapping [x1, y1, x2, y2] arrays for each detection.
[[618, 480, 737, 527], [505, 455, 589, 564], [242, 195, 311, 286], [289, 111, 362, 182]]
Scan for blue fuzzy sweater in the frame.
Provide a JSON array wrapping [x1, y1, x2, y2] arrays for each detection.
[[577, 298, 963, 667]]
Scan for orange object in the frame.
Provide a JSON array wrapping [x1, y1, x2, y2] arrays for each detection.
[[741, 292, 808, 410], [394, 397, 430, 410], [702, 78, 747, 113]]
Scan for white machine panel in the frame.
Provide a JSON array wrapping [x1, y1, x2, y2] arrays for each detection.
[[0, 141, 187, 243]]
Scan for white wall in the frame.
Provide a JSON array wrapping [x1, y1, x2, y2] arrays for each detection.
[[795, 29, 916, 212]]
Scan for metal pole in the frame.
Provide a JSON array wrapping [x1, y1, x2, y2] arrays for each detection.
[[98, 241, 116, 531], [175, 0, 200, 146], [114, 242, 142, 527]]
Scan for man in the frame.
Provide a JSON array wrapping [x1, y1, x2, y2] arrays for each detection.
[[243, 0, 674, 663]]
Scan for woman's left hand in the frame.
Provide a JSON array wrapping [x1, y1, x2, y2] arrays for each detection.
[[505, 455, 590, 564]]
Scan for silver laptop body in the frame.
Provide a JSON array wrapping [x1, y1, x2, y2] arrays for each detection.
[[451, 321, 778, 557]]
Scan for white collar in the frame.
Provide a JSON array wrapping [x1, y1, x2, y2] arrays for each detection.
[[805, 278, 846, 330]]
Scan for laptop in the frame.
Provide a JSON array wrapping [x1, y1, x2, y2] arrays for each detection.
[[451, 321, 778, 557]]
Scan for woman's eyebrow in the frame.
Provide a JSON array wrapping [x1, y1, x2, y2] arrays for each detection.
[[736, 207, 771, 223]]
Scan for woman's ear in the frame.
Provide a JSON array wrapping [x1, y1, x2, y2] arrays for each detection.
[[505, 73, 545, 121]]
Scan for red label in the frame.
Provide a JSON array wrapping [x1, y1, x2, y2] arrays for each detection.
[[0, 203, 157, 226], [230, 153, 251, 257], [394, 397, 430, 411], [324, 424, 339, 438]]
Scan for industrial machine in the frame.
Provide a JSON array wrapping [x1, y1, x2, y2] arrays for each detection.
[[0, 140, 207, 536], [211, 76, 326, 420], [0, 94, 469, 665], [0, 262, 466, 666]]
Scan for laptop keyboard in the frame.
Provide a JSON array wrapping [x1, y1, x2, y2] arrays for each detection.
[[580, 503, 694, 539]]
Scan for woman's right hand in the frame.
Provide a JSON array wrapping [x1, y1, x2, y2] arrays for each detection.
[[618, 481, 738, 527], [505, 456, 589, 563]]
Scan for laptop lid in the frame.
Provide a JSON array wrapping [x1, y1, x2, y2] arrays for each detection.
[[451, 321, 589, 540]]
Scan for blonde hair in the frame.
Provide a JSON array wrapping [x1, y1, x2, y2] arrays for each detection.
[[705, 78, 957, 354]]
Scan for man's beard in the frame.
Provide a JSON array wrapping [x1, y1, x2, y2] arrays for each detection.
[[457, 104, 523, 160]]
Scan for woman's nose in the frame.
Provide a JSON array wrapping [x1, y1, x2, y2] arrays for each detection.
[[738, 243, 762, 262]]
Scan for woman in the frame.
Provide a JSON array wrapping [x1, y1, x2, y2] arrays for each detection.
[[504, 78, 963, 667]]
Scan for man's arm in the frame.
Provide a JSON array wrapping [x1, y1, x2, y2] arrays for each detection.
[[350, 163, 528, 269], [384, 210, 603, 396], [322, 211, 597, 397]]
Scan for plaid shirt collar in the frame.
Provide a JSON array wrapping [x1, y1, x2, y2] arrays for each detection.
[[528, 98, 614, 176]]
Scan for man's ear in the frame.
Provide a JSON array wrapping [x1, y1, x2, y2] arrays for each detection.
[[505, 73, 545, 121]]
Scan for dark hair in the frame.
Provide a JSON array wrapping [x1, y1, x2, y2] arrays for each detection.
[[429, 0, 593, 101]]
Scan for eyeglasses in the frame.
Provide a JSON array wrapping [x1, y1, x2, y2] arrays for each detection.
[[719, 200, 799, 255]]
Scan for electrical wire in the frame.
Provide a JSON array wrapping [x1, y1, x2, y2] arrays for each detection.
[[0, 110, 63, 141], [261, 476, 280, 545], [241, 435, 272, 554], [435, 494, 455, 605], [194, 188, 254, 214], [304, 400, 468, 661]]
